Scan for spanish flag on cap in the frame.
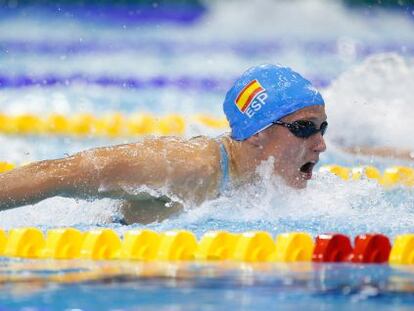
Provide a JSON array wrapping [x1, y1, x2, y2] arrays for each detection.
[[235, 79, 264, 113]]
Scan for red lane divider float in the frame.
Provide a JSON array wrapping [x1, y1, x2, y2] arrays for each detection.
[[313, 233, 392, 263], [312, 234, 353, 262], [350, 234, 391, 264]]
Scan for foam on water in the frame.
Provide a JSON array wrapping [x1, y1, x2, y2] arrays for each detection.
[[326, 53, 414, 149], [144, 157, 414, 237], [0, 197, 118, 230], [203, 0, 414, 41]]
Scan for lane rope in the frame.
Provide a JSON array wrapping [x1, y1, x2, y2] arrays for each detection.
[[319, 165, 414, 187], [0, 113, 229, 137], [0, 228, 411, 264]]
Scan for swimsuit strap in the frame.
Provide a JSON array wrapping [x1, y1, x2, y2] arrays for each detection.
[[219, 142, 230, 194]]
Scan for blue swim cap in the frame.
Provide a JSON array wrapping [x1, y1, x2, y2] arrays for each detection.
[[223, 64, 325, 141]]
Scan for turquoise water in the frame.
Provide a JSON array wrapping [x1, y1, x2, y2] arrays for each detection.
[[1, 0, 414, 309], [2, 258, 414, 310], [2, 260, 414, 310]]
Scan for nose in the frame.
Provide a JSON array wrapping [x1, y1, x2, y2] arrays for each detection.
[[311, 133, 326, 153]]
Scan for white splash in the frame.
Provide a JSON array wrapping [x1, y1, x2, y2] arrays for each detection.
[[325, 53, 414, 150], [169, 157, 414, 236], [0, 197, 119, 230]]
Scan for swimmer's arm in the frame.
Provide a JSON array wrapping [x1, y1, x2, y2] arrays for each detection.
[[0, 138, 218, 211], [342, 146, 414, 161], [0, 155, 96, 211], [0, 147, 139, 211], [0, 146, 144, 212]]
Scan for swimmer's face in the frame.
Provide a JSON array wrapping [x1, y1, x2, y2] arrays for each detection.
[[252, 105, 327, 188]]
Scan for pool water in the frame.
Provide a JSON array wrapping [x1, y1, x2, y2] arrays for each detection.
[[2, 259, 414, 311], [1, 0, 414, 309]]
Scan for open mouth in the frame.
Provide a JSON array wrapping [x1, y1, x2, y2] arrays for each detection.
[[299, 162, 316, 179]]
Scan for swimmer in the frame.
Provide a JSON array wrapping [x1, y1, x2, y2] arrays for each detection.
[[0, 64, 327, 224]]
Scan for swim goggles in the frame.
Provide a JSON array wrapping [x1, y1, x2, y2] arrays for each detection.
[[273, 120, 328, 138]]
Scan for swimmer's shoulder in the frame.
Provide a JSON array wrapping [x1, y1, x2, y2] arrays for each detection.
[[162, 135, 223, 202], [96, 135, 222, 180], [181, 135, 222, 177]]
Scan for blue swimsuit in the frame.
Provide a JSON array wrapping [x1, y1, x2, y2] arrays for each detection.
[[219, 142, 230, 194]]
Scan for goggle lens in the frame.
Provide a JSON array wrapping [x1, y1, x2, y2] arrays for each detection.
[[274, 120, 328, 138]]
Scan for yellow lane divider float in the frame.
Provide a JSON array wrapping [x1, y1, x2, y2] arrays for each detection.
[[0, 113, 229, 137], [1, 228, 414, 265], [2, 163, 413, 188], [319, 165, 414, 187]]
